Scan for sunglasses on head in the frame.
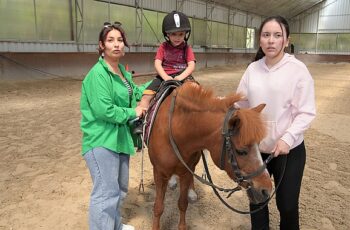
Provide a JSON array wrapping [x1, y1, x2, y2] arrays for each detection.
[[103, 21, 122, 28]]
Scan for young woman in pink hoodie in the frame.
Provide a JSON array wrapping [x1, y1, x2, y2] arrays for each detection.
[[236, 16, 316, 230]]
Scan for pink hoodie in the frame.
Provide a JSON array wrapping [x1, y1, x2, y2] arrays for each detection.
[[236, 53, 316, 153]]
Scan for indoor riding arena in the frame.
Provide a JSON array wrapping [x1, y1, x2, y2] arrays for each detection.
[[0, 1, 349, 230]]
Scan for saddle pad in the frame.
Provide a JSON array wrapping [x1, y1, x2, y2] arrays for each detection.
[[144, 81, 182, 145]]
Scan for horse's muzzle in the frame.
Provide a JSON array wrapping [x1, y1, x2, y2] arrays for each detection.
[[246, 187, 270, 204]]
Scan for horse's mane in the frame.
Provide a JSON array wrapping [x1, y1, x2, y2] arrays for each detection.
[[176, 82, 266, 145], [176, 82, 242, 112], [235, 108, 266, 147]]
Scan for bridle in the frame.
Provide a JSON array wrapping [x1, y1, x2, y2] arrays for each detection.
[[168, 91, 285, 214], [219, 106, 273, 189], [209, 105, 277, 214]]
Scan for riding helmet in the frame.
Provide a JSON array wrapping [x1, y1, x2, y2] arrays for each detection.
[[162, 11, 191, 41]]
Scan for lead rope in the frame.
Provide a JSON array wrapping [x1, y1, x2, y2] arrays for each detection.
[[204, 153, 287, 214], [138, 134, 145, 193], [138, 117, 147, 193]]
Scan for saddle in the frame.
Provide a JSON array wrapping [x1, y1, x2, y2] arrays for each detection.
[[143, 80, 183, 145]]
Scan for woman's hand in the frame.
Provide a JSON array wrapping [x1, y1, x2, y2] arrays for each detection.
[[135, 105, 147, 117], [272, 139, 290, 157]]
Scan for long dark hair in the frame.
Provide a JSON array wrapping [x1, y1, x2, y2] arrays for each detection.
[[98, 22, 129, 55], [254, 16, 290, 61]]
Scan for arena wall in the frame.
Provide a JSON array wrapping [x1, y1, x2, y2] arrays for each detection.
[[0, 52, 349, 80]]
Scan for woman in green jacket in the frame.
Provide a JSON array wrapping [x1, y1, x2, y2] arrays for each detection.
[[80, 22, 149, 230]]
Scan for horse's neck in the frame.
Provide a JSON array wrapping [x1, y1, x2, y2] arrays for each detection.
[[175, 110, 223, 151]]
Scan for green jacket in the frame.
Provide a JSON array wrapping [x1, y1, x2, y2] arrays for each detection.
[[80, 57, 150, 155]]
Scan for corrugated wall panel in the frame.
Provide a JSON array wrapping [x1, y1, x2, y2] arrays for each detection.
[[211, 5, 229, 23], [160, 0, 175, 12], [191, 0, 207, 18], [0, 0, 284, 53], [108, 0, 175, 12], [110, 0, 134, 7], [290, 0, 350, 33], [299, 11, 319, 33], [319, 15, 350, 33], [233, 12, 247, 27], [108, 0, 261, 26], [318, 0, 350, 33], [0, 41, 82, 52], [251, 16, 262, 29], [182, 0, 206, 19], [142, 0, 175, 12], [289, 18, 300, 33], [289, 0, 350, 54]]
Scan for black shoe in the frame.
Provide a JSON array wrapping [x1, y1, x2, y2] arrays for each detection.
[[128, 117, 143, 135], [133, 119, 143, 135], [128, 117, 140, 126]]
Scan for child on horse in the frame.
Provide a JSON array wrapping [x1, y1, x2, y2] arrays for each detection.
[[133, 10, 196, 134]]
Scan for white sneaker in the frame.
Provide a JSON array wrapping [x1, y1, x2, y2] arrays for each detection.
[[122, 224, 135, 230]]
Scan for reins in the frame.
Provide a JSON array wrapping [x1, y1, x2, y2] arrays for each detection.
[[168, 90, 287, 214], [202, 149, 286, 214], [168, 92, 244, 193]]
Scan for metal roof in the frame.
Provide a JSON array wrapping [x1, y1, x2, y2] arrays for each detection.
[[211, 0, 325, 19]]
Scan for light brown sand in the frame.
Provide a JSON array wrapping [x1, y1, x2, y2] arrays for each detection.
[[0, 63, 349, 230]]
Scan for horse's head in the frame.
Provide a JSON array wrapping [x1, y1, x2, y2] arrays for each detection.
[[225, 104, 272, 204]]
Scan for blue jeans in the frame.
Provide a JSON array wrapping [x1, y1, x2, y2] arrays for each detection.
[[84, 147, 130, 230]]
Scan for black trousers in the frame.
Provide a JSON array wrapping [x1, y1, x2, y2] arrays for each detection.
[[250, 142, 306, 230], [146, 73, 195, 93]]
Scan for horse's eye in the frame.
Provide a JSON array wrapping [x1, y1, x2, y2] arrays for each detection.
[[236, 147, 248, 156]]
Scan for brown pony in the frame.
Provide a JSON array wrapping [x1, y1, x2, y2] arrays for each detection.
[[147, 82, 272, 230]]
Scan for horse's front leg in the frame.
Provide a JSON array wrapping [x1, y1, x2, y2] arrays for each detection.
[[178, 173, 192, 230], [152, 168, 168, 230]]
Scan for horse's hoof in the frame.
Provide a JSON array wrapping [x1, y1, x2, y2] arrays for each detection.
[[187, 189, 198, 203], [168, 175, 178, 190]]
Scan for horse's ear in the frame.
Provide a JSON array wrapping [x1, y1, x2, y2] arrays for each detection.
[[252, 103, 266, 113]]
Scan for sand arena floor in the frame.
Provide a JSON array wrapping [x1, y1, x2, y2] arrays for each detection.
[[0, 63, 349, 230]]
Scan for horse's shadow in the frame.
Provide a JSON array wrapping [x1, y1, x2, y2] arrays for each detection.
[[123, 164, 252, 230]]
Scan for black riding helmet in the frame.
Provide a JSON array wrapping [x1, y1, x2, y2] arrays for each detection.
[[162, 11, 191, 41]]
